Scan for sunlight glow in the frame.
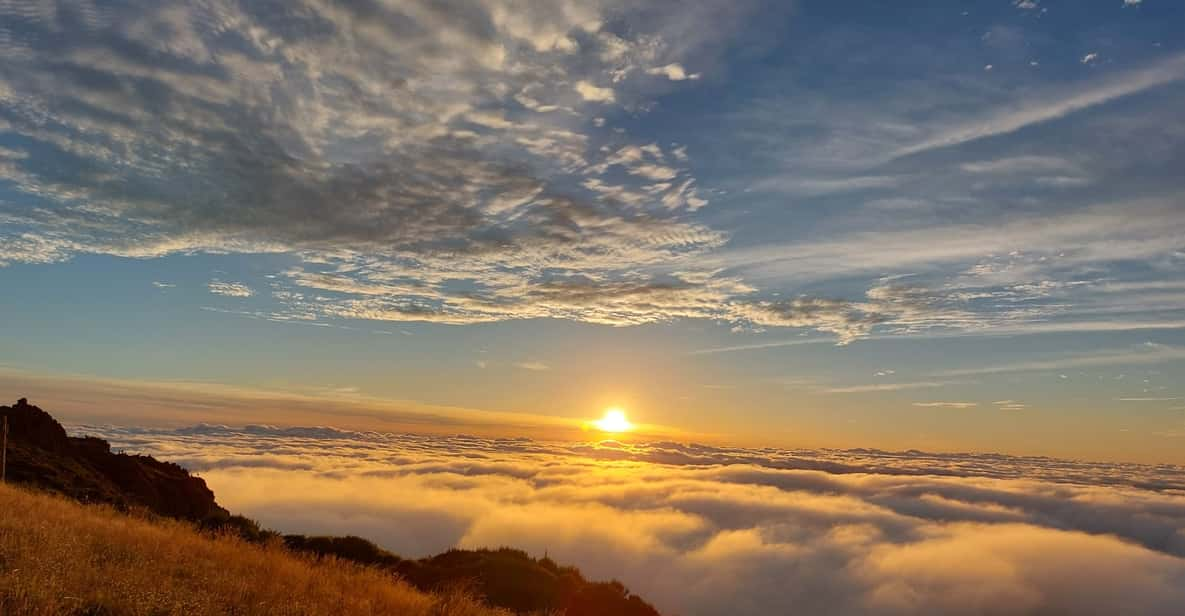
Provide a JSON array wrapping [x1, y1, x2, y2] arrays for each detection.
[[593, 408, 634, 433]]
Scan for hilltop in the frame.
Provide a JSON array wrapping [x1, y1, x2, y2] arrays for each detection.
[[1, 397, 226, 520], [0, 399, 660, 615]]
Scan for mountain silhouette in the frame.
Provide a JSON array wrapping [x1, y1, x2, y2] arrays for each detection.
[[1, 398, 227, 520], [283, 537, 661, 616]]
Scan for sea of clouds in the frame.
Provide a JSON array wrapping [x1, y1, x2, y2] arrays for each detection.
[[78, 423, 1185, 615]]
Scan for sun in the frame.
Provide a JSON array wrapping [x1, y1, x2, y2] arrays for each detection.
[[593, 407, 634, 433]]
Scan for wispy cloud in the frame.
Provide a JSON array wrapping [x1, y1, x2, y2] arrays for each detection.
[[207, 281, 254, 298], [912, 401, 978, 409], [688, 320, 1185, 355], [718, 199, 1185, 284], [893, 53, 1185, 158], [935, 343, 1185, 377], [959, 155, 1081, 175], [687, 338, 832, 356], [823, 381, 951, 394], [646, 63, 700, 81]]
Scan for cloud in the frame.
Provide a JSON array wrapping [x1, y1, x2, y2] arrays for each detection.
[[824, 381, 950, 394], [934, 343, 1185, 377], [686, 337, 833, 356], [731, 280, 1038, 344], [751, 174, 901, 196], [688, 319, 1185, 356], [284, 269, 751, 327], [514, 361, 550, 371], [646, 63, 700, 81], [2, 0, 1180, 352], [959, 155, 1081, 175], [733, 297, 885, 344], [574, 80, 616, 102], [207, 281, 253, 298], [700, 35, 1185, 349], [0, 0, 745, 329], [710, 194, 1185, 343], [912, 401, 978, 409], [892, 53, 1185, 158], [71, 423, 1185, 616], [720, 200, 1185, 285]]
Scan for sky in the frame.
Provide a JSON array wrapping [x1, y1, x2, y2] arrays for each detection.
[[1, 0, 1185, 463]]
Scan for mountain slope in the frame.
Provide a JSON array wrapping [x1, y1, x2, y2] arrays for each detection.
[[1, 398, 226, 520], [283, 537, 661, 616], [0, 481, 503, 616]]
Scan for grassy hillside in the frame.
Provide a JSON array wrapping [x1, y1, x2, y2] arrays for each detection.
[[0, 482, 504, 616]]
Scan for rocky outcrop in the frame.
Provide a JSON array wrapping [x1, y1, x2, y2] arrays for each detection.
[[1, 398, 227, 521]]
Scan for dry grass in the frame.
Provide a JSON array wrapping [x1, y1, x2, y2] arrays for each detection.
[[0, 483, 506, 616]]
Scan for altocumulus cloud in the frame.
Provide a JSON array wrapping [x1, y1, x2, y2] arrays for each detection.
[[6, 0, 1158, 345], [207, 281, 253, 298], [5, 0, 1185, 350], [78, 423, 1185, 616], [0, 0, 761, 329]]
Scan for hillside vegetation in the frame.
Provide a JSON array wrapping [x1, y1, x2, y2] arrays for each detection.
[[284, 537, 660, 616], [0, 482, 504, 616]]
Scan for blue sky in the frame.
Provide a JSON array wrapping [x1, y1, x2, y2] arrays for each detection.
[[1, 0, 1184, 461]]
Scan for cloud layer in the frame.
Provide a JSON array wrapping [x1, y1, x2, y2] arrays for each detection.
[[4, 1, 1181, 346], [78, 422, 1185, 616], [0, 0, 746, 327]]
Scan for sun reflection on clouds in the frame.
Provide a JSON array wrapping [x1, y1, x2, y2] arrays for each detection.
[[79, 422, 1185, 616]]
